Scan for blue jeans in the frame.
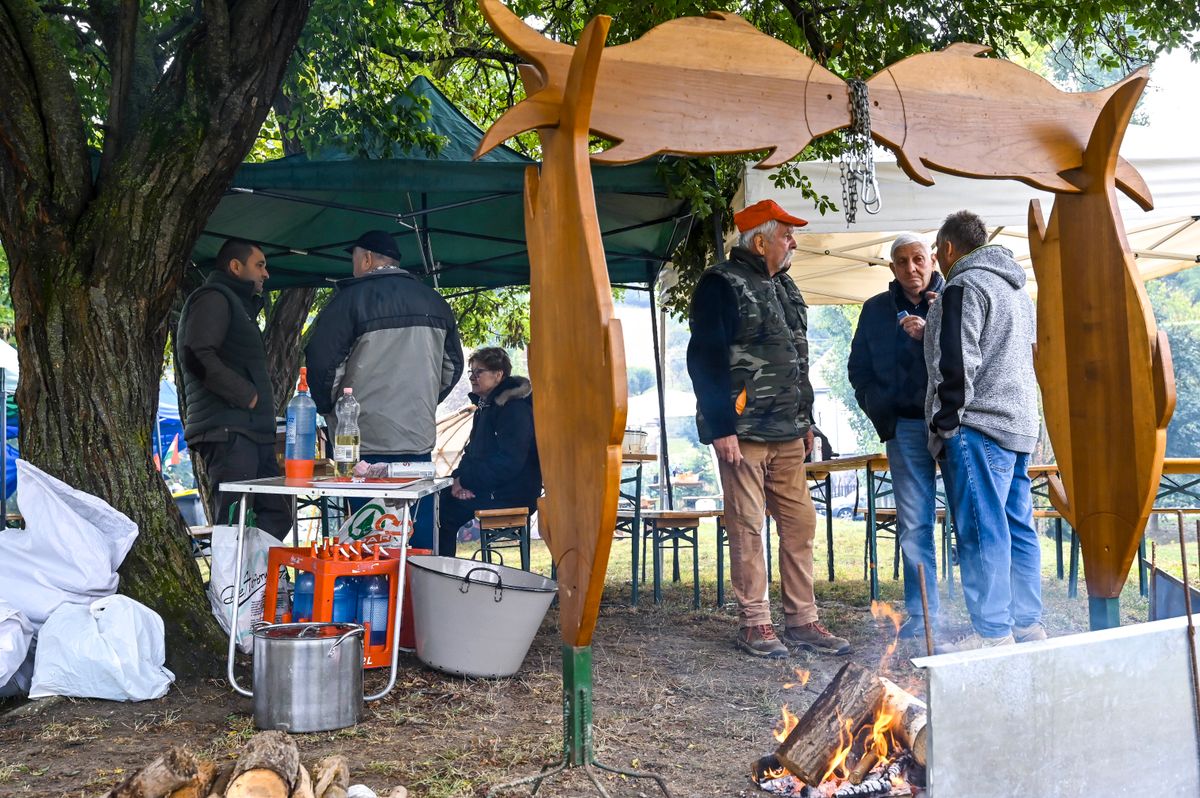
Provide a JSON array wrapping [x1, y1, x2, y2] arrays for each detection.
[[886, 418, 939, 624], [940, 426, 1042, 637]]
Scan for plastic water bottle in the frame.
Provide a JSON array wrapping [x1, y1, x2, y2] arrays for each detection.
[[285, 367, 318, 480], [334, 388, 361, 478], [358, 576, 389, 646], [293, 571, 315, 621], [331, 576, 359, 623]]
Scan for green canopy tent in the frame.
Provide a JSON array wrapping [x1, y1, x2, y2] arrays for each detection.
[[192, 76, 692, 506], [192, 76, 693, 291]]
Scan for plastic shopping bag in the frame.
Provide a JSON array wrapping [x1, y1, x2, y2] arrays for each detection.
[[208, 525, 288, 653], [0, 460, 138, 627], [29, 594, 175, 701], [337, 498, 414, 545], [0, 599, 33, 696]]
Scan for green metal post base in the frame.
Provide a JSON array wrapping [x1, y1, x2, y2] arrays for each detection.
[[1089, 596, 1121, 630], [487, 645, 673, 798]]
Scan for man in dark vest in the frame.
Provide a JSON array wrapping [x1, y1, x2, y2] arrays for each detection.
[[848, 233, 945, 643], [177, 239, 290, 538], [687, 199, 851, 659]]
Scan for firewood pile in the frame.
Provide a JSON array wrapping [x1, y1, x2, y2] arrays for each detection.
[[102, 730, 407, 798]]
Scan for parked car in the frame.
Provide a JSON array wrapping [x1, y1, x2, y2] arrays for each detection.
[[817, 494, 863, 521]]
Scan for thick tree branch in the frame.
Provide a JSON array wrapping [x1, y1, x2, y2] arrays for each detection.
[[0, 0, 91, 236], [379, 41, 522, 65]]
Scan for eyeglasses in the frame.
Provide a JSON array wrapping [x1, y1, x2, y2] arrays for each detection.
[[467, 368, 495, 378]]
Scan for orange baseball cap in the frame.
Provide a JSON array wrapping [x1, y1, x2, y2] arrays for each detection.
[[733, 199, 808, 233]]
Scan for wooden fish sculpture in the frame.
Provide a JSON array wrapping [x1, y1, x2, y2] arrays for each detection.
[[1027, 75, 1175, 599], [866, 44, 1152, 208], [475, 0, 850, 166], [512, 15, 628, 647]]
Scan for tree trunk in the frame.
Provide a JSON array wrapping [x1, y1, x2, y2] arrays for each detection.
[[0, 1, 314, 674], [265, 287, 319, 417]]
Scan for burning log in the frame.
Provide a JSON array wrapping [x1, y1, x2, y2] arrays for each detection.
[[879, 678, 927, 767], [775, 662, 885, 785]]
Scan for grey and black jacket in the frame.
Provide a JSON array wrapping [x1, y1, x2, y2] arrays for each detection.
[[924, 245, 1039, 457], [305, 268, 463, 456]]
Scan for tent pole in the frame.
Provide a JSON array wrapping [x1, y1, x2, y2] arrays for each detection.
[[649, 287, 673, 510]]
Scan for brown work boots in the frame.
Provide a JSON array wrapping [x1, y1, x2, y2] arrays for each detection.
[[736, 624, 789, 659], [780, 621, 852, 655], [736, 622, 852, 658]]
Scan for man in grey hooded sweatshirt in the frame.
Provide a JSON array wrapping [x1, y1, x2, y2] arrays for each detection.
[[925, 210, 1046, 651]]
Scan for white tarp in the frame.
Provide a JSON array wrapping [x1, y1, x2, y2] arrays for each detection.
[[740, 153, 1200, 304]]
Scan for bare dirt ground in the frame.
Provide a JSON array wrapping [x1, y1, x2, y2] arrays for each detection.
[[0, 583, 927, 798]]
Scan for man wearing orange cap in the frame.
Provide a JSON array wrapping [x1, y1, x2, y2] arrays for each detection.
[[687, 199, 851, 658]]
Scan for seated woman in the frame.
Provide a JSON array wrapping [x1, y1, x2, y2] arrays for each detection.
[[439, 347, 542, 556]]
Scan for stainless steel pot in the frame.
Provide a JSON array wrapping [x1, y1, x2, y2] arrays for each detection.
[[251, 622, 363, 732]]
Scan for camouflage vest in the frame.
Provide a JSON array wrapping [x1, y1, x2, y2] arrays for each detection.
[[696, 247, 814, 443]]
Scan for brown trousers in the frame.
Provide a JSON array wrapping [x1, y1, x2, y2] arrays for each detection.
[[718, 437, 817, 628]]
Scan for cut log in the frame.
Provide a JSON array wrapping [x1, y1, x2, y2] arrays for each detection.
[[311, 756, 350, 798], [879, 677, 928, 767], [293, 765, 315, 798], [206, 763, 234, 798], [775, 662, 885, 785], [385, 787, 408, 798], [226, 731, 300, 798], [168, 759, 219, 798], [106, 747, 200, 798]]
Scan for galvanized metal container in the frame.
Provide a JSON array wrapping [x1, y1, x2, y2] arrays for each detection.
[[408, 556, 556, 678], [251, 622, 363, 732]]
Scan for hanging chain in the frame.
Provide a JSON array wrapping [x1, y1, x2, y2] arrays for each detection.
[[839, 79, 881, 224]]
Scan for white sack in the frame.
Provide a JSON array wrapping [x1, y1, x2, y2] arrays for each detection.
[[0, 460, 138, 626], [0, 599, 33, 694], [29, 594, 174, 701], [208, 525, 288, 653]]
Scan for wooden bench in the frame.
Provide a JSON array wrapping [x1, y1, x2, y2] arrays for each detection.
[[618, 509, 721, 609]]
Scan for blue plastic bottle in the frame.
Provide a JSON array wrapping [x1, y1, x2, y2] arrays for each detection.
[[285, 367, 318, 480], [292, 571, 315, 621], [331, 576, 359, 623], [358, 576, 389, 646]]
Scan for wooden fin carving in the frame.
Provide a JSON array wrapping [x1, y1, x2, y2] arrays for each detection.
[[1026, 71, 1170, 599], [518, 12, 625, 647]]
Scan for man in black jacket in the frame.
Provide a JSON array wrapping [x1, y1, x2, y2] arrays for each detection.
[[439, 347, 541, 556], [177, 239, 290, 538], [847, 233, 945, 639]]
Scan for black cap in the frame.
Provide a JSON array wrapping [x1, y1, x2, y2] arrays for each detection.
[[345, 230, 402, 262]]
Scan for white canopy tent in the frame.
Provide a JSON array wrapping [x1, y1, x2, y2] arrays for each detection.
[[738, 153, 1200, 304]]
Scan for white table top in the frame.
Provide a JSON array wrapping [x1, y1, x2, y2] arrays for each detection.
[[218, 476, 452, 500]]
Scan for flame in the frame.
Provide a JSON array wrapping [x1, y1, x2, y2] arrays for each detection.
[[772, 704, 799, 743], [871, 600, 904, 666], [820, 711, 857, 784], [783, 668, 811, 690], [761, 765, 789, 781], [869, 704, 898, 762]]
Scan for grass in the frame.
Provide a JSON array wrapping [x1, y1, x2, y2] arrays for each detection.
[[474, 513, 1198, 632]]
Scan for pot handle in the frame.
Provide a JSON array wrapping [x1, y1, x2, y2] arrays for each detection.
[[328, 625, 365, 657], [461, 567, 504, 603]]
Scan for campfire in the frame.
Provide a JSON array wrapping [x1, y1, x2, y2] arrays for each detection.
[[752, 604, 928, 797]]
